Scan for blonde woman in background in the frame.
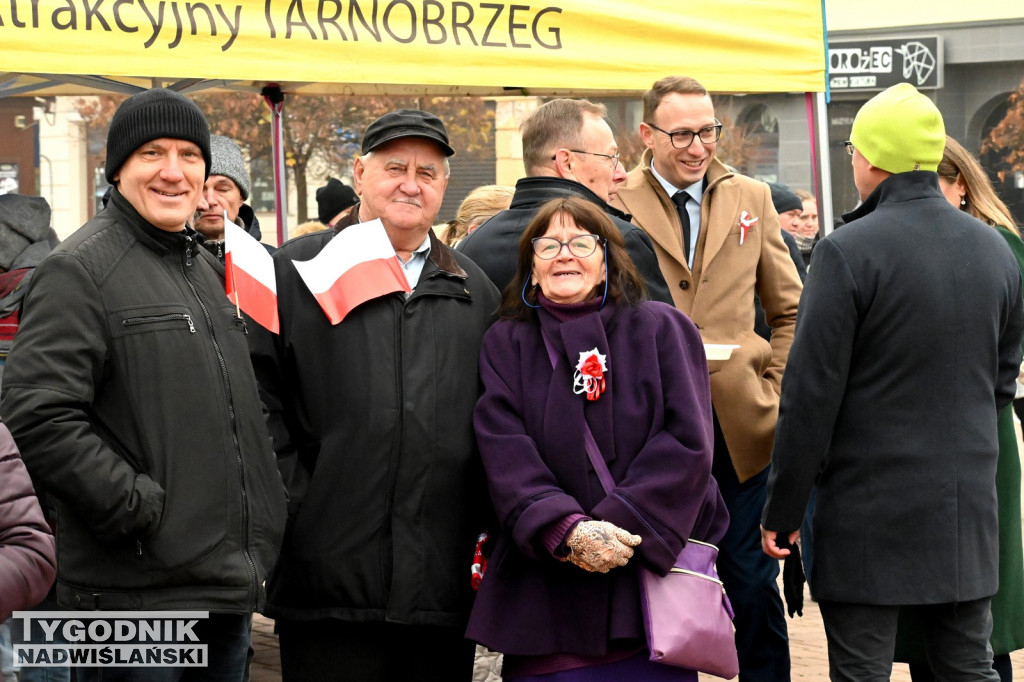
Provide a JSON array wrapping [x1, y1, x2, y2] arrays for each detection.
[[894, 135, 1024, 682], [290, 220, 330, 238], [440, 185, 514, 247]]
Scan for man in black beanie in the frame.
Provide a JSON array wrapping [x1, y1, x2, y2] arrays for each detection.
[[755, 184, 807, 341], [768, 181, 807, 238], [315, 176, 359, 227], [0, 87, 286, 682]]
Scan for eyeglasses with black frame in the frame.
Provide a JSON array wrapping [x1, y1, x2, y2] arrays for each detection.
[[844, 140, 855, 156], [550, 150, 622, 172], [645, 120, 723, 149], [531, 234, 603, 260]]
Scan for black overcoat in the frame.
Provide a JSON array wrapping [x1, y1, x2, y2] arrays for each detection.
[[250, 209, 501, 626], [762, 172, 1024, 604]]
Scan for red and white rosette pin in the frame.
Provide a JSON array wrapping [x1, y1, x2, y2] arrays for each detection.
[[739, 211, 759, 245], [470, 531, 489, 591], [574, 348, 608, 401]]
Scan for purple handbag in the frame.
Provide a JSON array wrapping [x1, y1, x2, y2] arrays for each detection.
[[637, 539, 739, 678]]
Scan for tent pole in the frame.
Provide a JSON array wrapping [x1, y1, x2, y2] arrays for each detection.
[[262, 85, 288, 245], [814, 91, 834, 236]]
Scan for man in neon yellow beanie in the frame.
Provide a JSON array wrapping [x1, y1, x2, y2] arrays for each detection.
[[761, 82, 1024, 680]]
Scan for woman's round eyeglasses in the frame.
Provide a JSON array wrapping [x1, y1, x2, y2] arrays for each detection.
[[532, 234, 602, 260]]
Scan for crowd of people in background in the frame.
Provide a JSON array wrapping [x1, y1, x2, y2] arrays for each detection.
[[0, 76, 1021, 682]]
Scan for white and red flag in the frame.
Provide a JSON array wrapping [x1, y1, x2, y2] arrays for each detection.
[[224, 216, 280, 334], [292, 218, 411, 325]]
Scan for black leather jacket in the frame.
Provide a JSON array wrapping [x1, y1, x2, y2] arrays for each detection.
[[1, 188, 287, 612]]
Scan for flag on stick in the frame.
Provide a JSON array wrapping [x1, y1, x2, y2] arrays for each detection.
[[292, 218, 411, 325], [224, 216, 280, 334]]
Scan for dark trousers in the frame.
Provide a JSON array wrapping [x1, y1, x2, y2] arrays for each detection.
[[711, 415, 790, 681], [910, 654, 1012, 682], [11, 589, 70, 682], [74, 613, 250, 682], [276, 618, 476, 682], [819, 599, 998, 682]]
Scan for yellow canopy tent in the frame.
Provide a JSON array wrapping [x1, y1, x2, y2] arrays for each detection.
[[0, 0, 828, 236]]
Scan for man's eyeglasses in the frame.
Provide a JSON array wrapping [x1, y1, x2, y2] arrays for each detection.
[[552, 150, 621, 172], [570, 150, 621, 171], [532, 234, 603, 260], [844, 140, 855, 156], [646, 121, 723, 149]]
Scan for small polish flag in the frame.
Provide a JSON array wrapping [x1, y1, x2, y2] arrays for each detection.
[[292, 218, 411, 325], [224, 214, 280, 334]]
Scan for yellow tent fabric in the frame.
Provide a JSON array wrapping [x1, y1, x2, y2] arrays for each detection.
[[0, 0, 825, 94]]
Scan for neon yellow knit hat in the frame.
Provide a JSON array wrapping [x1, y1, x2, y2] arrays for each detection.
[[849, 83, 945, 174]]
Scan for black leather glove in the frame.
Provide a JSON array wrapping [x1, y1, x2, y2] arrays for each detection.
[[778, 537, 805, 618]]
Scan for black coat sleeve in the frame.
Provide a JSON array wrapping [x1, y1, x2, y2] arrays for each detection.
[[246, 253, 313, 519], [621, 227, 673, 304], [0, 254, 165, 542], [781, 230, 808, 282]]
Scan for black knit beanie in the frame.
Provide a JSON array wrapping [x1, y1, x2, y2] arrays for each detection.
[[767, 182, 804, 215], [316, 177, 359, 224], [105, 88, 211, 184]]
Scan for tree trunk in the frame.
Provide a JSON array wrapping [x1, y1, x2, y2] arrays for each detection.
[[294, 160, 308, 224]]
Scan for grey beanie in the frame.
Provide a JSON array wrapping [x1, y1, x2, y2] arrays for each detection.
[[105, 88, 211, 184], [209, 135, 250, 200]]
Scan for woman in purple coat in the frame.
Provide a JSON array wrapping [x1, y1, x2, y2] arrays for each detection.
[[466, 197, 729, 680]]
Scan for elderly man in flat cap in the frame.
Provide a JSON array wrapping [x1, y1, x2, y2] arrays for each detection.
[[249, 109, 500, 681], [1, 87, 286, 681]]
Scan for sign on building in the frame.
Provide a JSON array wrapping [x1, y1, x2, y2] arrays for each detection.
[[828, 36, 942, 91], [0, 163, 18, 195]]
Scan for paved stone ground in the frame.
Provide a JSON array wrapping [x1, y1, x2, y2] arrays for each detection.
[[251, 428, 1024, 681], [249, 615, 281, 682], [250, 583, 1024, 682]]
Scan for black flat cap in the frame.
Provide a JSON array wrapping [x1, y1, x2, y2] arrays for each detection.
[[361, 109, 455, 157]]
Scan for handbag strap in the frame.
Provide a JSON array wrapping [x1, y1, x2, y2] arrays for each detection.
[[540, 328, 616, 495]]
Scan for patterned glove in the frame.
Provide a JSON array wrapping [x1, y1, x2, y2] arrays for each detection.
[[566, 520, 641, 573]]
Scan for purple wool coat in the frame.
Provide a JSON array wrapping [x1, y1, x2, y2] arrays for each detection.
[[466, 300, 729, 657]]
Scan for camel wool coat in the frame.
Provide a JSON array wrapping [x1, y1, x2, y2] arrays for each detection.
[[613, 153, 803, 481]]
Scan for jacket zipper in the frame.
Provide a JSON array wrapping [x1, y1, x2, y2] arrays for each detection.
[[179, 234, 259, 610], [380, 297, 405, 615], [122, 313, 196, 333]]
